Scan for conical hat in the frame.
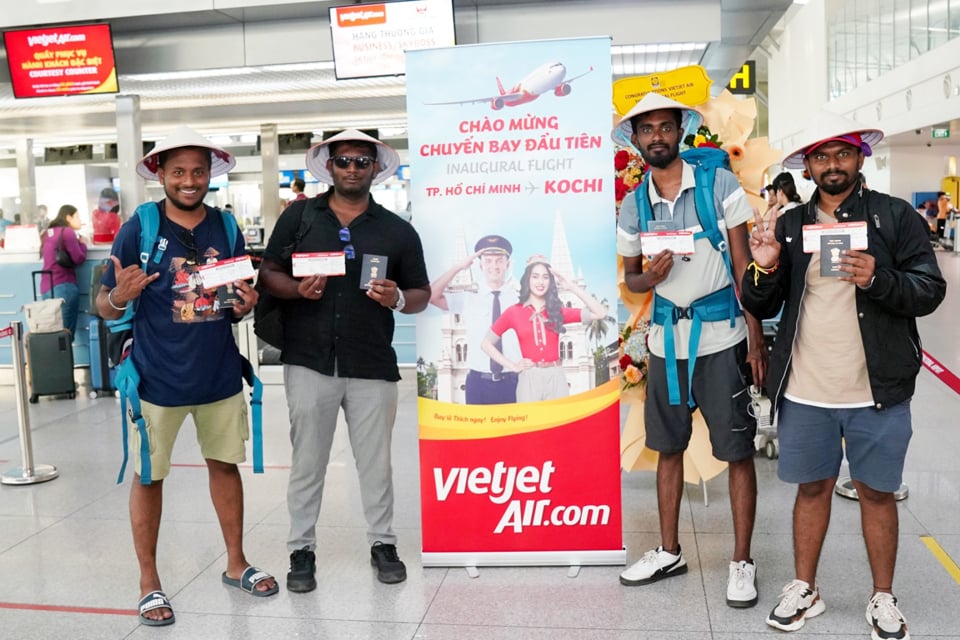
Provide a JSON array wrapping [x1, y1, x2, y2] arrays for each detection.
[[782, 110, 883, 169], [305, 129, 400, 186], [611, 92, 704, 151], [137, 126, 235, 181]]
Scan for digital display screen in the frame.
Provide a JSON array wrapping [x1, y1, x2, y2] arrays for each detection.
[[3, 23, 119, 99], [329, 0, 455, 80]]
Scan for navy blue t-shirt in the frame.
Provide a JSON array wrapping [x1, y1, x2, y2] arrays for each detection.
[[101, 203, 245, 406]]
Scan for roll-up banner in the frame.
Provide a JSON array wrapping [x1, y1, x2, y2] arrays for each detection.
[[407, 37, 624, 567]]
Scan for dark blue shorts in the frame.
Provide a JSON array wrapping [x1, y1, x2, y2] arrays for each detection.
[[776, 398, 912, 492], [644, 340, 755, 462]]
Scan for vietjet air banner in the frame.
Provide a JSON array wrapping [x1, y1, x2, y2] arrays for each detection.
[[406, 37, 623, 566]]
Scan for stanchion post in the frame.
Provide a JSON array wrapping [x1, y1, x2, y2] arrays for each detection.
[[1, 321, 59, 485]]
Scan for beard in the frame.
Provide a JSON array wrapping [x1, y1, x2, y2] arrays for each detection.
[[642, 141, 679, 169], [815, 169, 858, 195], [164, 186, 207, 211]]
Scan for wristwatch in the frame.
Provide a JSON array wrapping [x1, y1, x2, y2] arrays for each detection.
[[391, 288, 406, 311]]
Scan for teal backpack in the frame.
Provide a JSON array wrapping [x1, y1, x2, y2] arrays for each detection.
[[107, 202, 264, 485], [634, 147, 742, 408]]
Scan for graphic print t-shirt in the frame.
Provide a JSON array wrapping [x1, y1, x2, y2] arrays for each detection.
[[102, 205, 245, 406]]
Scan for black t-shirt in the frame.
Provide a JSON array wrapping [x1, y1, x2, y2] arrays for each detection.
[[263, 192, 428, 381]]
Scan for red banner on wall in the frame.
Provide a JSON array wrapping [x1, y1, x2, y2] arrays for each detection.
[[3, 24, 119, 99]]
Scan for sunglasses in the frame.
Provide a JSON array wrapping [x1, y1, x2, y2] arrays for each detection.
[[339, 227, 356, 260], [331, 155, 374, 170], [177, 229, 199, 264]]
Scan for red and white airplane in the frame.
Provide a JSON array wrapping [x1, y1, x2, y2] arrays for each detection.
[[426, 62, 593, 110]]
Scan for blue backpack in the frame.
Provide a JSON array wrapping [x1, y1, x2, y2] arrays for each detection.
[[634, 147, 742, 408], [107, 202, 264, 485]]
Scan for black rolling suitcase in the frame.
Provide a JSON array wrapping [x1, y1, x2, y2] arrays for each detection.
[[25, 271, 76, 403]]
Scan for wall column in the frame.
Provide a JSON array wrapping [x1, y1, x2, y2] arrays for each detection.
[[260, 123, 280, 240], [15, 138, 36, 224], [115, 95, 145, 216]]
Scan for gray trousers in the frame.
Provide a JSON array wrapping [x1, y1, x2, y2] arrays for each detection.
[[284, 364, 399, 551]]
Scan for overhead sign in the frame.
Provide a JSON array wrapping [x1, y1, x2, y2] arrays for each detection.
[[932, 128, 950, 139], [727, 60, 756, 95], [612, 65, 713, 116], [329, 0, 456, 80], [3, 23, 119, 99]]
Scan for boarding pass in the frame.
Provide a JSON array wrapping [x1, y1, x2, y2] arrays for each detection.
[[197, 255, 256, 289], [801, 222, 868, 253], [292, 252, 347, 277], [640, 231, 695, 256]]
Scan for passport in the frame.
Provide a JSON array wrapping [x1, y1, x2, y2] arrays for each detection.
[[820, 234, 849, 277]]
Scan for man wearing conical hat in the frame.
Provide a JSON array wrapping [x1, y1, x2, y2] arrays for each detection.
[[258, 129, 430, 591], [741, 111, 945, 639], [96, 126, 278, 626], [615, 92, 767, 608]]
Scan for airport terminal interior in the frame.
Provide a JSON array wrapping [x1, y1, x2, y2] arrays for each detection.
[[2, 0, 960, 638]]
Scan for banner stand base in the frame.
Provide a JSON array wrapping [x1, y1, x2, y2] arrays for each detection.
[[423, 548, 626, 569]]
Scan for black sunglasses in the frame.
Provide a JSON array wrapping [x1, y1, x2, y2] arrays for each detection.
[[177, 229, 199, 264], [331, 155, 374, 170], [339, 227, 356, 260]]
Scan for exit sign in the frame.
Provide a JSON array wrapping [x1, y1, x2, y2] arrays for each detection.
[[932, 128, 950, 139]]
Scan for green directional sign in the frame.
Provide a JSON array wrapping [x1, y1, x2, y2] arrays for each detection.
[[932, 128, 950, 139]]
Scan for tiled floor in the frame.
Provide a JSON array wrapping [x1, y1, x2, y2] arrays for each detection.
[[1, 250, 959, 639]]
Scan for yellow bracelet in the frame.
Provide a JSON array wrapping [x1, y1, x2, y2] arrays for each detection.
[[748, 260, 779, 287]]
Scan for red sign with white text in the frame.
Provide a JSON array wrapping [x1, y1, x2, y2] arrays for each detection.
[[3, 24, 119, 99], [419, 383, 622, 554]]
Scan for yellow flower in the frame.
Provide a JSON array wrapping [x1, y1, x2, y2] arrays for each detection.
[[694, 134, 706, 147], [624, 364, 642, 385]]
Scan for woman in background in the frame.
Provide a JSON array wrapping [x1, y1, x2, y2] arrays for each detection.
[[40, 204, 88, 337], [482, 255, 607, 402]]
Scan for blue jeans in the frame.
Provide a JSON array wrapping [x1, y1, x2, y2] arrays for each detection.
[[45, 282, 79, 337]]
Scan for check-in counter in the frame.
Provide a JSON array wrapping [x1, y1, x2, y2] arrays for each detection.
[[0, 245, 112, 369]]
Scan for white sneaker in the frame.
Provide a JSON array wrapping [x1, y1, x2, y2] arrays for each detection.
[[766, 579, 825, 631], [619, 545, 687, 586], [726, 560, 758, 608], [866, 592, 909, 640]]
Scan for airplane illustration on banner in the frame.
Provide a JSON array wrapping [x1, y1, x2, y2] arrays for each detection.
[[426, 62, 594, 110]]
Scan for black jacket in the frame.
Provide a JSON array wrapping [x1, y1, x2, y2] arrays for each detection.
[[740, 186, 946, 413]]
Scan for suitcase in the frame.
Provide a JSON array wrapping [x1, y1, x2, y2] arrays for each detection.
[[88, 316, 116, 397], [88, 259, 109, 315], [25, 270, 76, 403], [26, 330, 76, 403]]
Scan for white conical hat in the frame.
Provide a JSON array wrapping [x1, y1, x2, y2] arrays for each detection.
[[305, 129, 400, 186], [611, 92, 704, 150], [782, 110, 883, 169], [137, 126, 236, 181]]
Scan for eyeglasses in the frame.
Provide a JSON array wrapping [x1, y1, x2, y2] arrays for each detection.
[[339, 227, 355, 260], [331, 155, 374, 170]]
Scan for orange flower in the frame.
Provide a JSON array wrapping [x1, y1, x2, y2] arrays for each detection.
[[624, 364, 642, 385], [727, 145, 744, 161]]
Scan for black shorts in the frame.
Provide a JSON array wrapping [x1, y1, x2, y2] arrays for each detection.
[[644, 340, 755, 462]]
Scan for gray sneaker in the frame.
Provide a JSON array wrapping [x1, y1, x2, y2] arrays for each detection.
[[766, 579, 825, 631], [866, 592, 909, 640]]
